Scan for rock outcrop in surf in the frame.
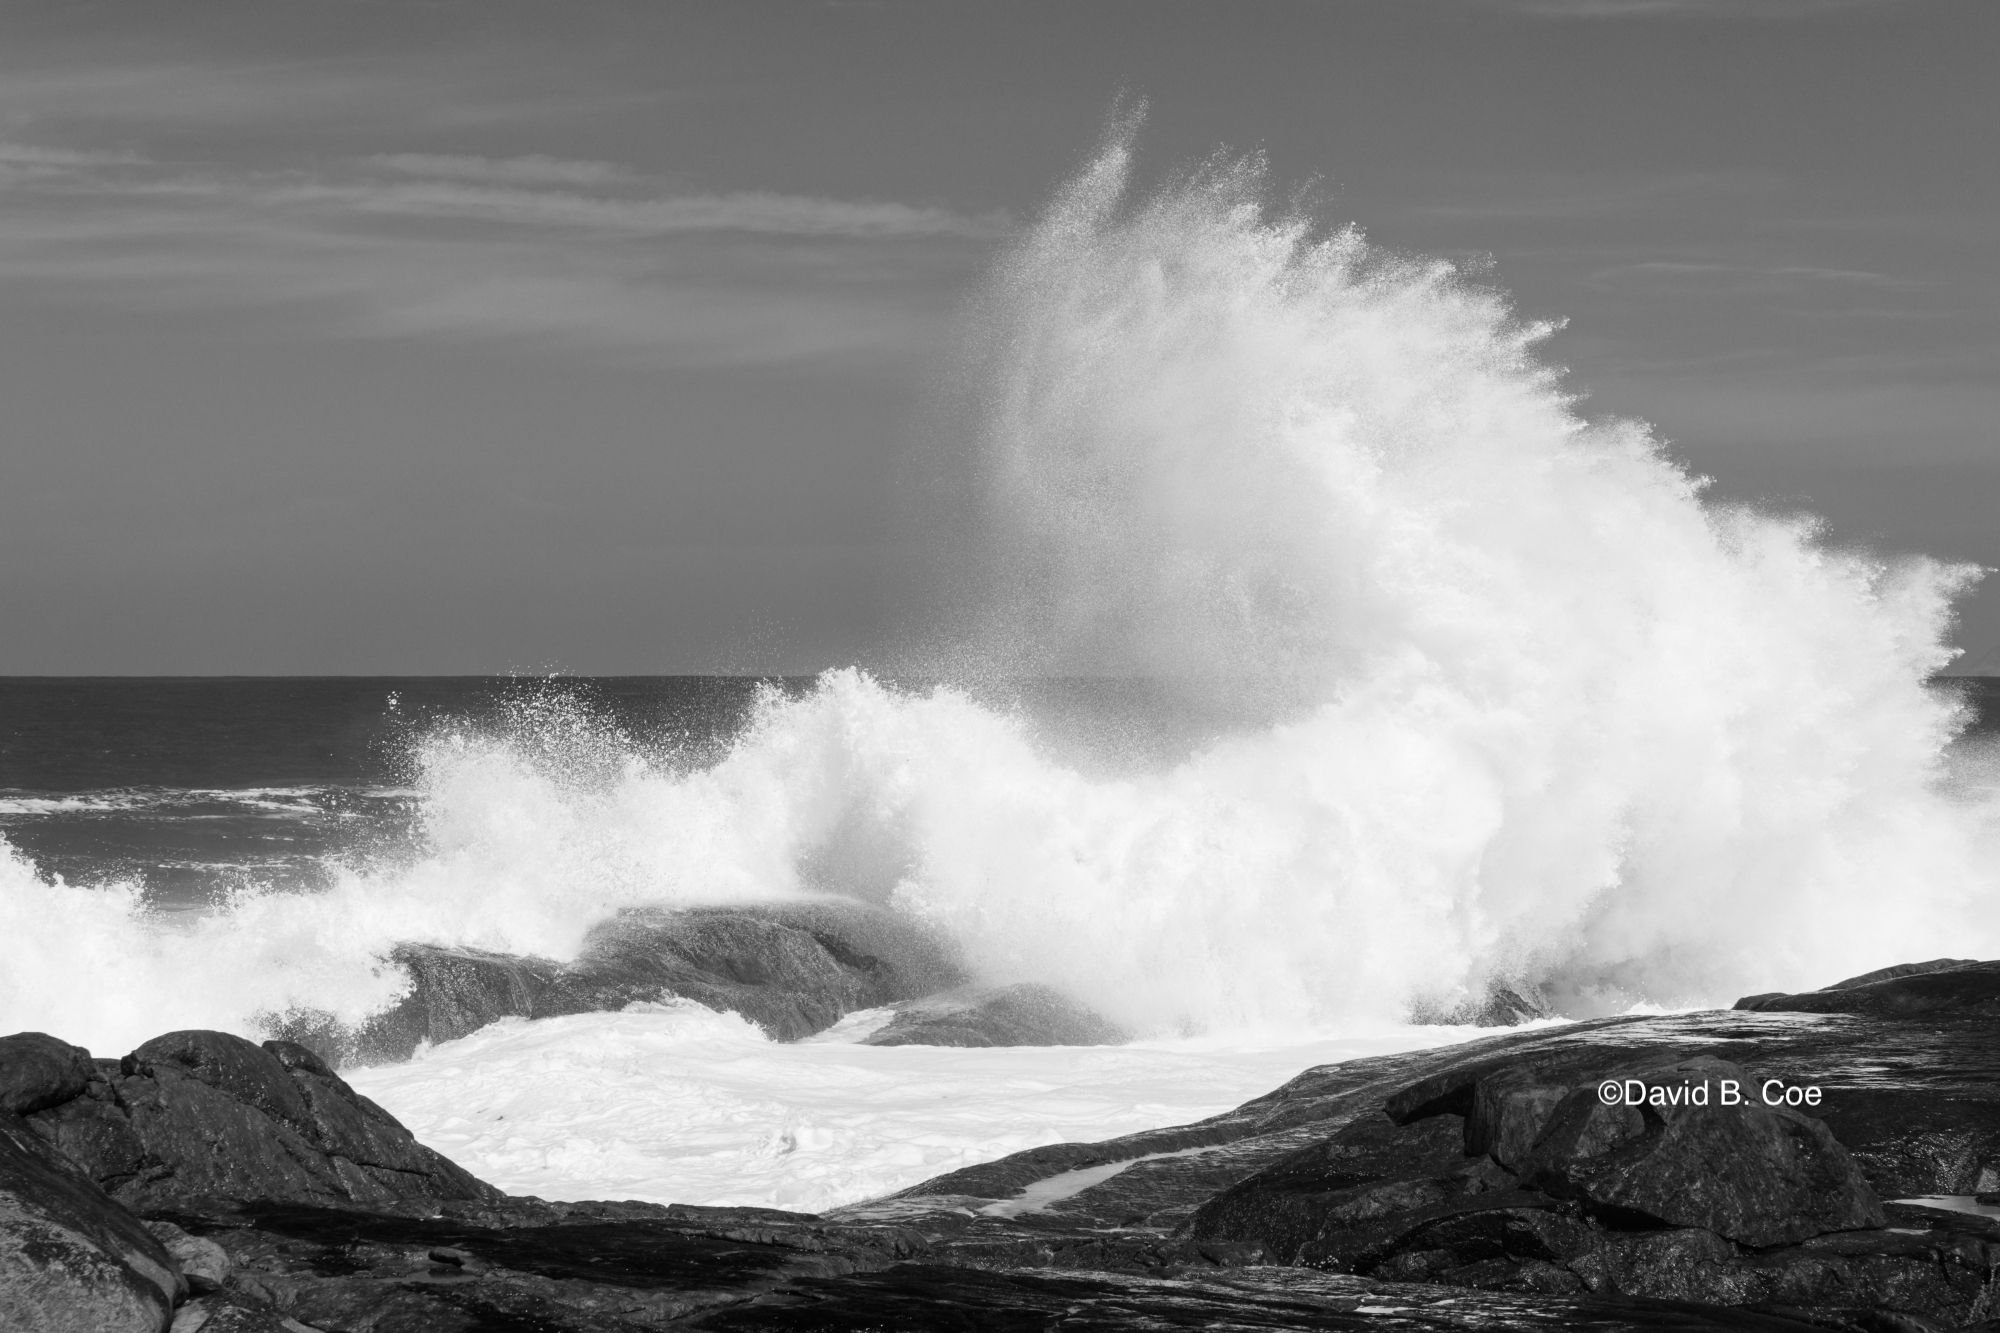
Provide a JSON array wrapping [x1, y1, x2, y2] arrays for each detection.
[[266, 901, 1143, 1066], [1734, 957, 2000, 1018], [5, 957, 1999, 1330], [861, 982, 1128, 1048]]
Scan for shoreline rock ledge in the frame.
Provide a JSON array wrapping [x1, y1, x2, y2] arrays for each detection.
[[6, 957, 2000, 1330]]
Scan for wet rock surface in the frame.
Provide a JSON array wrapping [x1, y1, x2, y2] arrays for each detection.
[[280, 901, 969, 1066], [851, 1001, 2000, 1329], [20, 1029, 499, 1216], [861, 982, 1126, 1048], [101, 1196, 1861, 1332], [5, 958, 1999, 1329], [1735, 958, 2000, 1020], [1509, 1054, 1885, 1246], [0, 1031, 99, 1116], [1, 1106, 183, 1332]]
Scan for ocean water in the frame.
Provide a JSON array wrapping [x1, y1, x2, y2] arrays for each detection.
[[2, 670, 1989, 1208], [8, 124, 2000, 1209], [0, 675, 789, 908]]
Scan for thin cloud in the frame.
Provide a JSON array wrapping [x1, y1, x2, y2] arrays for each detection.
[[363, 153, 636, 187], [0, 58, 663, 138], [1393, 172, 1791, 225], [0, 142, 1002, 365], [0, 142, 144, 167], [1469, 0, 1894, 18], [1587, 260, 1924, 291], [303, 175, 1010, 239]]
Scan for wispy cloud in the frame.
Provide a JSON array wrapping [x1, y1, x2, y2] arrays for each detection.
[[1467, 0, 1893, 18], [0, 139, 1007, 366], [0, 58, 663, 138], [0, 142, 144, 168], [287, 174, 1009, 239], [1586, 260, 1926, 293], [1390, 171, 1792, 226], [363, 153, 637, 187]]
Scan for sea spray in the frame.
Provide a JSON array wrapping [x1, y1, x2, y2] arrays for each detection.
[[4, 126, 1998, 1055], [897, 118, 2000, 1019]]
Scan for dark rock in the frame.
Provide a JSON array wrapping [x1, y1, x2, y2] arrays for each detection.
[[145, 1218, 231, 1293], [153, 1200, 1836, 1332], [21, 1029, 500, 1213], [852, 979, 1997, 1326], [1518, 1054, 1885, 1246], [1468, 1070, 1572, 1170], [17, 956, 2000, 1331], [1560, 1203, 2000, 1326], [542, 906, 889, 1041], [1806, 1086, 2000, 1198], [275, 899, 968, 1066], [174, 1200, 867, 1330], [0, 1032, 97, 1117], [1340, 1050, 1887, 1253], [1306, 1185, 1579, 1274], [1186, 1113, 1468, 1263], [0, 1108, 182, 1332], [861, 983, 1125, 1047], [163, 1292, 318, 1331], [553, 900, 963, 1037], [1358, 1200, 1599, 1287], [1827, 959, 1983, 990], [1734, 959, 2000, 1018], [126, 1031, 317, 1130], [680, 1262, 1833, 1330], [1411, 982, 1556, 1027], [1381, 1056, 1511, 1125], [347, 944, 556, 1066], [1567, 1227, 1757, 1304]]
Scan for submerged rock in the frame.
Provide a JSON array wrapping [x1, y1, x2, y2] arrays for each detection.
[[346, 944, 556, 1064], [1410, 982, 1556, 1028], [278, 899, 968, 1066], [861, 983, 1125, 1048]]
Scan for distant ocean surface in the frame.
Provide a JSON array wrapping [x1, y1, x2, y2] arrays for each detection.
[[5, 674, 1997, 915], [0, 677, 802, 909]]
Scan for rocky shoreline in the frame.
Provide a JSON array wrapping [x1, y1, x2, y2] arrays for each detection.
[[5, 946, 1999, 1331]]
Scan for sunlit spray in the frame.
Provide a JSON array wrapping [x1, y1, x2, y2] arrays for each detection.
[[5, 119, 1997, 1054]]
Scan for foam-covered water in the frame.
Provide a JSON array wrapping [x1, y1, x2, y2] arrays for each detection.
[[344, 1001, 1495, 1212], [4, 123, 1999, 1077]]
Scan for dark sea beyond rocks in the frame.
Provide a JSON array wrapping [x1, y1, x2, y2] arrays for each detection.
[[6, 955, 2000, 1331]]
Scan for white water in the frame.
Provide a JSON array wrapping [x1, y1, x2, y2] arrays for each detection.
[[345, 1001, 1492, 1212], [4, 121, 1998, 1084]]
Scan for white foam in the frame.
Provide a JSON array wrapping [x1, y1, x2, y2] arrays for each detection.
[[0, 793, 143, 815], [3, 124, 1998, 1057], [0, 837, 410, 1053], [346, 1003, 1480, 1212]]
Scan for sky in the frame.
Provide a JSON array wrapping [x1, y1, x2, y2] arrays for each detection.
[[0, 0, 1993, 674]]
